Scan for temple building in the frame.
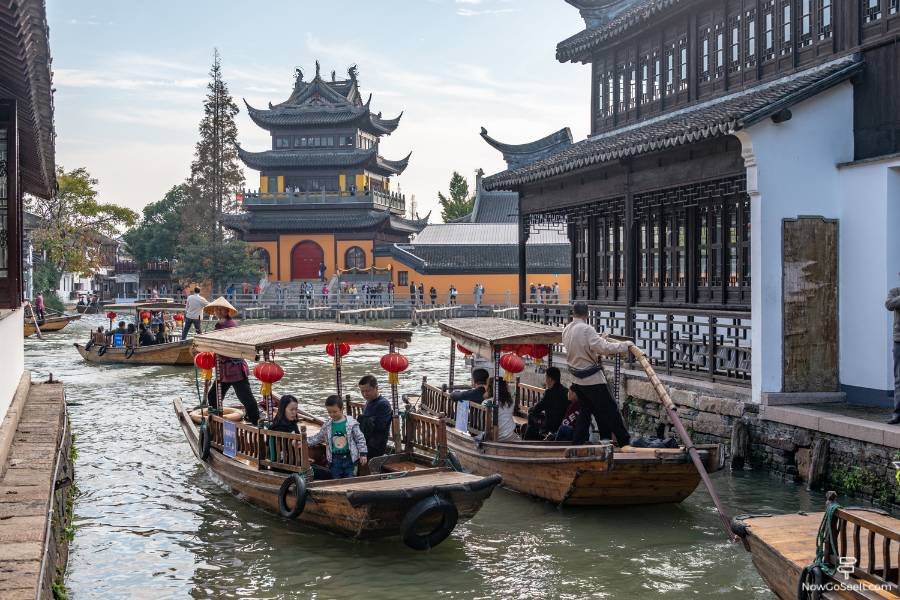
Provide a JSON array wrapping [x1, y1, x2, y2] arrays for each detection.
[[224, 63, 427, 281], [372, 132, 572, 304], [485, 0, 900, 408]]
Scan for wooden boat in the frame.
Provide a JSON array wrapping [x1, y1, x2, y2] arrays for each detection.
[[74, 301, 195, 366], [75, 303, 99, 314], [734, 493, 900, 599], [74, 338, 193, 365], [177, 321, 502, 549], [23, 313, 80, 337], [416, 317, 724, 506]]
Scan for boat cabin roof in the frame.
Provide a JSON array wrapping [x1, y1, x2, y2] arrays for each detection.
[[438, 317, 561, 357], [192, 322, 413, 360], [105, 300, 179, 312]]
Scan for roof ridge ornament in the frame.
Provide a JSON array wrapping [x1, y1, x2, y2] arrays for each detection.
[[294, 67, 303, 85], [348, 64, 359, 82], [315, 60, 321, 79]]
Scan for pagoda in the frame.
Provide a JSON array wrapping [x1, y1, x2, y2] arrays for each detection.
[[224, 62, 427, 282]]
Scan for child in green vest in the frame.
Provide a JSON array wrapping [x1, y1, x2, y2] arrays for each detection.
[[307, 395, 368, 478]]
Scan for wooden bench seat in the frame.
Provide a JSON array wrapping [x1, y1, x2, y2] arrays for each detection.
[[382, 460, 426, 473]]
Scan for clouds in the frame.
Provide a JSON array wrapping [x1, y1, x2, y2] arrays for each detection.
[[454, 0, 515, 16]]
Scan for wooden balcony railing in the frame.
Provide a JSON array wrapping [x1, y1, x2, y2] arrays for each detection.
[[522, 302, 751, 384], [825, 500, 900, 591]]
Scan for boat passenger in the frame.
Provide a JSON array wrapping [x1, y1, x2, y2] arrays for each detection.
[[126, 323, 136, 335], [554, 386, 583, 442], [562, 301, 633, 447], [524, 366, 569, 440], [449, 368, 490, 405], [154, 322, 167, 345], [306, 395, 367, 479], [138, 324, 156, 347], [269, 395, 300, 434], [181, 287, 209, 340], [204, 297, 260, 425], [486, 377, 520, 442], [357, 375, 391, 459]]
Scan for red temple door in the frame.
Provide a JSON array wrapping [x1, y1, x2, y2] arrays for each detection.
[[290, 241, 324, 280]]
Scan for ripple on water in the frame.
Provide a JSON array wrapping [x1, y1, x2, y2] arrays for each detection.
[[28, 315, 827, 599]]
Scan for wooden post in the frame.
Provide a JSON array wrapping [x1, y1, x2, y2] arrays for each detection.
[[730, 420, 750, 470], [388, 341, 402, 452], [448, 338, 456, 389], [213, 354, 223, 411], [437, 414, 448, 462], [334, 339, 343, 397], [808, 438, 829, 491], [492, 346, 501, 441], [299, 425, 310, 472]]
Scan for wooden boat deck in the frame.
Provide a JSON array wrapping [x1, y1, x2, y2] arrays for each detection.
[[316, 469, 483, 492], [743, 511, 900, 599]]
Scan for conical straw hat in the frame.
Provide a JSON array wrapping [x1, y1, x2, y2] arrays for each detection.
[[203, 296, 238, 317]]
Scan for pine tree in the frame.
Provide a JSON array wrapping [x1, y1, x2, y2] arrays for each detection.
[[438, 171, 475, 222], [184, 48, 244, 244], [178, 49, 257, 289]]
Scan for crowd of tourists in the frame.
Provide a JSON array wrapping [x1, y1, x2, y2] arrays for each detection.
[[528, 282, 561, 304]]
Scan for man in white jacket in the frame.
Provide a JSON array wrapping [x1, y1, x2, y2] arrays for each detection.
[[562, 302, 633, 446]]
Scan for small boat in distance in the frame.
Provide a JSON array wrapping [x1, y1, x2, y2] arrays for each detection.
[[734, 492, 900, 599], [74, 300, 194, 366], [23, 310, 80, 337], [417, 317, 724, 506], [176, 321, 501, 549]]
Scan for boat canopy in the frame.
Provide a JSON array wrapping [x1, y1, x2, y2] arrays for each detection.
[[192, 322, 413, 360], [104, 300, 179, 312], [438, 317, 562, 358]]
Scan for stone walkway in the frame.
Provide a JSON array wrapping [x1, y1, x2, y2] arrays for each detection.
[[0, 381, 69, 600]]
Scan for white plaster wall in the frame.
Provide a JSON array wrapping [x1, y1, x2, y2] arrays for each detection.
[[837, 158, 900, 396], [737, 82, 855, 403], [0, 309, 25, 424]]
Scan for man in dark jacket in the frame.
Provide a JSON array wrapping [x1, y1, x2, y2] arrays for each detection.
[[525, 366, 569, 439], [450, 368, 490, 405], [358, 374, 392, 458], [887, 282, 900, 424]]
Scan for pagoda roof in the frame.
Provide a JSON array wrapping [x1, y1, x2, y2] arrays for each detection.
[[222, 208, 428, 235], [237, 145, 410, 175], [243, 66, 402, 134], [480, 127, 573, 170], [485, 55, 862, 191], [557, 0, 683, 64]]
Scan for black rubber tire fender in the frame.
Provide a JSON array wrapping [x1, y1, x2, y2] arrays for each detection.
[[97, 345, 107, 356], [124, 347, 135, 359], [278, 473, 307, 519], [198, 423, 211, 461], [400, 495, 459, 551], [85, 340, 94, 351]]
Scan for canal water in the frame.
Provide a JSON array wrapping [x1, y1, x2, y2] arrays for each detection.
[[26, 314, 829, 599]]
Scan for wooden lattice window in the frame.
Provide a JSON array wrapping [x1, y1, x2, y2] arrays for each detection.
[[679, 39, 689, 90], [345, 246, 367, 270], [863, 0, 882, 22], [818, 0, 833, 38], [729, 15, 742, 72], [746, 8, 758, 67], [800, 0, 813, 43], [781, 0, 793, 53], [763, 1, 776, 60], [700, 29, 712, 80], [640, 57, 651, 103]]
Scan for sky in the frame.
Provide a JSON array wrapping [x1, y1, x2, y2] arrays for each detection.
[[48, 0, 590, 221]]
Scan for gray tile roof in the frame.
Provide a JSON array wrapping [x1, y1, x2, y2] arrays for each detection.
[[221, 209, 427, 234], [387, 243, 570, 275], [412, 223, 568, 245], [485, 56, 863, 191], [471, 190, 518, 223], [236, 146, 410, 175], [557, 0, 686, 64], [480, 127, 574, 170]]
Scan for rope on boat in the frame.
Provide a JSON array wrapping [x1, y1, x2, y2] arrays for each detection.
[[797, 501, 842, 599]]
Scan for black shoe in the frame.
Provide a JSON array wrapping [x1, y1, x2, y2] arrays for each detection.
[[888, 416, 900, 425]]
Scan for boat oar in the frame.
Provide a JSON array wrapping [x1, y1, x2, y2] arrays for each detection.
[[628, 345, 737, 543], [25, 301, 43, 340]]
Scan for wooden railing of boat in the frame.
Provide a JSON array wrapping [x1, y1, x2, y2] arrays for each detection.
[[403, 411, 448, 461], [825, 504, 900, 590], [419, 381, 493, 435]]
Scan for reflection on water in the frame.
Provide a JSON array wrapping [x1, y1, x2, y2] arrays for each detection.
[[26, 315, 827, 599]]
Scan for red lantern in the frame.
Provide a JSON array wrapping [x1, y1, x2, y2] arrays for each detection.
[[380, 352, 409, 385], [194, 351, 216, 381], [253, 361, 284, 397], [456, 344, 473, 356], [499, 352, 525, 382], [530, 344, 549, 365], [140, 310, 151, 324], [515, 344, 534, 358], [325, 343, 350, 358], [173, 313, 184, 322], [106, 311, 117, 320]]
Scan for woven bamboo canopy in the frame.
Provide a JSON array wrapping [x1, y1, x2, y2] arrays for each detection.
[[438, 317, 562, 358], [193, 322, 413, 360]]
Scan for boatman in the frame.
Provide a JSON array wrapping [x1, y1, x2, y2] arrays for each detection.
[[181, 286, 208, 340], [562, 302, 633, 447]]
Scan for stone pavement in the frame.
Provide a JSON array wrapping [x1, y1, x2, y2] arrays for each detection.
[[0, 380, 71, 600]]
